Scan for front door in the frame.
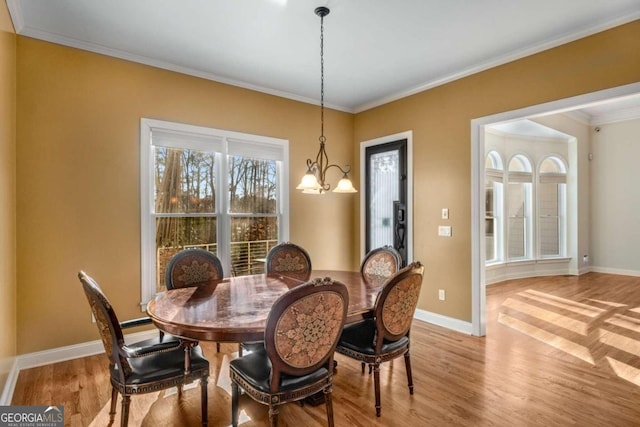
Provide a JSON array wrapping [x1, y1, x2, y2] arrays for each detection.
[[364, 139, 408, 266]]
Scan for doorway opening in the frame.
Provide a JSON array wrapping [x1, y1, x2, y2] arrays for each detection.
[[471, 82, 640, 336]]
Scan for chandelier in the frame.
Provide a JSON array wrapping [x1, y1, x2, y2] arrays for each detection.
[[296, 6, 357, 194]]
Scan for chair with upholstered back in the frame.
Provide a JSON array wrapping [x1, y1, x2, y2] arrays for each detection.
[[264, 241, 312, 281], [78, 271, 209, 427], [166, 248, 225, 352], [336, 261, 424, 417], [165, 248, 224, 289], [360, 245, 402, 283], [230, 278, 349, 427]]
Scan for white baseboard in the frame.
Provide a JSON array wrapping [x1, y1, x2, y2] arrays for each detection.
[[591, 266, 640, 277], [414, 308, 473, 335], [0, 329, 158, 405], [0, 358, 18, 405], [16, 330, 158, 371], [578, 266, 593, 275]]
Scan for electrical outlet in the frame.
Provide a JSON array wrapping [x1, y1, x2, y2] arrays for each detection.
[[438, 225, 452, 237], [438, 289, 446, 301], [441, 208, 449, 219], [583, 255, 589, 265]]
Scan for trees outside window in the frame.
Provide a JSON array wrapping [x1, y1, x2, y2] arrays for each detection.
[[141, 119, 288, 304]]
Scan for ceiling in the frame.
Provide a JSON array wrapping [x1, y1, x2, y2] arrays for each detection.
[[7, 0, 640, 114]]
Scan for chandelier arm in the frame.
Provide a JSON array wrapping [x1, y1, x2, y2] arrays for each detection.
[[324, 163, 351, 176]]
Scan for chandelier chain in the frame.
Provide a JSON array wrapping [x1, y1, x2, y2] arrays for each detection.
[[296, 7, 356, 194], [319, 10, 325, 143]]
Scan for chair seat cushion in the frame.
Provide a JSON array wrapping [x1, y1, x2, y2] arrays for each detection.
[[124, 335, 183, 357], [113, 344, 209, 386], [240, 341, 266, 354], [230, 350, 328, 393], [338, 319, 409, 355]]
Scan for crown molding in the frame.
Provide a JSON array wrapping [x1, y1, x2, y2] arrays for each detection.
[[353, 11, 640, 113], [7, 0, 640, 115], [590, 105, 640, 125], [562, 110, 592, 125], [6, 0, 24, 32]]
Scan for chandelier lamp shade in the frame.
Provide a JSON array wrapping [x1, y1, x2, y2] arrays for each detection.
[[296, 6, 357, 194]]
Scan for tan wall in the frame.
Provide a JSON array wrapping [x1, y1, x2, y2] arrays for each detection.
[[353, 20, 640, 322], [16, 37, 355, 353], [14, 18, 640, 353], [0, 1, 17, 389]]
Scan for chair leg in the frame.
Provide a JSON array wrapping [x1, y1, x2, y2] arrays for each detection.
[[404, 350, 414, 395], [373, 363, 381, 417], [231, 382, 239, 427], [268, 404, 279, 427], [177, 384, 183, 399], [216, 342, 221, 352], [120, 394, 131, 427], [361, 362, 365, 374], [201, 376, 209, 427], [109, 387, 118, 421], [324, 386, 335, 427]]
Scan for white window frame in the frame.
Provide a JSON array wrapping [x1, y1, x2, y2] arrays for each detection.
[[537, 156, 567, 259], [485, 151, 504, 264], [139, 118, 289, 308], [506, 154, 533, 261]]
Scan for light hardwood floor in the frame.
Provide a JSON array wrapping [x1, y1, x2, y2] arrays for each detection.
[[12, 272, 640, 426]]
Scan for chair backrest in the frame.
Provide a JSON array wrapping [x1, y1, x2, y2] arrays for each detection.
[[373, 262, 424, 349], [165, 248, 224, 289], [360, 246, 402, 282], [265, 241, 312, 281], [78, 271, 131, 380], [264, 278, 348, 391]]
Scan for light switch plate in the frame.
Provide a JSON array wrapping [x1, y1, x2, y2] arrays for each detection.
[[441, 208, 449, 219]]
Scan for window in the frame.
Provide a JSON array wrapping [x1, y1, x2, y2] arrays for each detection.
[[538, 156, 567, 257], [507, 155, 532, 260], [140, 119, 289, 306], [485, 151, 504, 263]]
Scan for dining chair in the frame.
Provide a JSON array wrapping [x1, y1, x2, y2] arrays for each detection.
[[165, 248, 225, 352], [78, 271, 209, 427], [360, 245, 402, 282], [165, 248, 224, 289], [239, 242, 314, 356], [264, 241, 312, 281], [335, 261, 424, 417], [230, 277, 349, 427]]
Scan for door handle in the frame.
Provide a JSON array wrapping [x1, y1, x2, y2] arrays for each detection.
[[395, 222, 405, 250]]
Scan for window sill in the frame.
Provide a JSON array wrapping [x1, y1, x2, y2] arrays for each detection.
[[486, 257, 571, 268]]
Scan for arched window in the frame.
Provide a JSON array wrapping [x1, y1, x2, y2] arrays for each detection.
[[485, 151, 503, 263], [538, 156, 567, 257], [507, 155, 532, 260]]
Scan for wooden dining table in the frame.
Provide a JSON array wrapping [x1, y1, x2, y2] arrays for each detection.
[[146, 270, 387, 343]]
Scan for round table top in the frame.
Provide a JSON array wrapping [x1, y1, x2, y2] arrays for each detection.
[[147, 270, 386, 342]]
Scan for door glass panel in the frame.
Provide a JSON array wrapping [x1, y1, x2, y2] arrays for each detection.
[[368, 150, 400, 250]]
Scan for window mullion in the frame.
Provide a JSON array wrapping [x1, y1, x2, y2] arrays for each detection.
[[218, 146, 231, 274]]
